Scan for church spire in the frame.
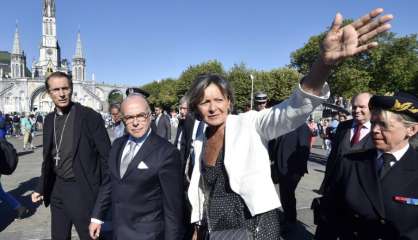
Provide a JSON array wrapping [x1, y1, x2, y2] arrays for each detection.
[[74, 31, 84, 59], [43, 0, 55, 18], [72, 31, 86, 81], [10, 21, 26, 78], [12, 23, 22, 55]]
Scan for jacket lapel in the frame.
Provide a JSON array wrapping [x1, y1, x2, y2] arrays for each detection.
[[72, 103, 82, 157], [43, 113, 54, 160], [122, 132, 160, 179], [357, 133, 373, 150], [110, 136, 128, 179], [381, 147, 418, 192], [356, 149, 386, 217]]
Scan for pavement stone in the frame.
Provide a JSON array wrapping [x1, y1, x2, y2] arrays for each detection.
[[0, 133, 328, 240]]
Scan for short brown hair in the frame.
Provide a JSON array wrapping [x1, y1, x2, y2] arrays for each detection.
[[45, 72, 73, 91], [187, 74, 234, 119]]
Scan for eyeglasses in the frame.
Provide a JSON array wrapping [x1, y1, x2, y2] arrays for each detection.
[[123, 112, 150, 124]]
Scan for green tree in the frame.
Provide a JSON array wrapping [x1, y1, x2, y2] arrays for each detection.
[[142, 78, 178, 109], [176, 60, 225, 99], [108, 91, 124, 105], [290, 27, 418, 97], [227, 63, 253, 111], [369, 34, 418, 94]]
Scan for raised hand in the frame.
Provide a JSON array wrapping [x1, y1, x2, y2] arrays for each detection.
[[321, 8, 393, 65]]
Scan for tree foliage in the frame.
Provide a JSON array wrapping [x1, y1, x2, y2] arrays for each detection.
[[290, 29, 418, 97], [134, 29, 417, 112]]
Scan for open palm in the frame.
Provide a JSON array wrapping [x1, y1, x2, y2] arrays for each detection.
[[322, 8, 393, 65]]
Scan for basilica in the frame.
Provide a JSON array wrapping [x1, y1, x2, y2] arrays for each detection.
[[0, 0, 125, 113]]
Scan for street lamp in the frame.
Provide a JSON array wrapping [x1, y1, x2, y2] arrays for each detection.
[[250, 74, 254, 110]]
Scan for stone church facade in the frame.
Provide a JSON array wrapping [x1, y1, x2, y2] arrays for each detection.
[[0, 0, 125, 113]]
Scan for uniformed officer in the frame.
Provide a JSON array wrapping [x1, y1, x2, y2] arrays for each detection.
[[315, 91, 418, 239], [254, 91, 268, 111]]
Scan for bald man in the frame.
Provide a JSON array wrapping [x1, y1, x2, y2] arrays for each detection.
[[90, 94, 184, 240], [320, 92, 375, 194]]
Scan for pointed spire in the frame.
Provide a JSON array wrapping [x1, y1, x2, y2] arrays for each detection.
[[43, 0, 55, 17], [74, 31, 84, 59], [12, 22, 22, 55]]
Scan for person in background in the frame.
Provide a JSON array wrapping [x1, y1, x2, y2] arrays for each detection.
[[254, 91, 268, 111], [36, 113, 44, 131], [319, 92, 374, 194], [108, 104, 125, 143], [0, 118, 30, 219], [0, 111, 6, 139], [174, 95, 203, 240], [12, 114, 21, 137], [315, 92, 418, 239], [270, 122, 311, 235], [20, 113, 34, 150], [307, 117, 319, 148], [152, 105, 171, 141], [170, 107, 179, 144]]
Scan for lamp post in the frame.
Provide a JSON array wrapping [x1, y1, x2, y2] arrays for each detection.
[[250, 74, 254, 110]]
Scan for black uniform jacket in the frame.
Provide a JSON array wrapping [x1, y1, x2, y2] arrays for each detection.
[[100, 132, 184, 240], [316, 147, 418, 239], [321, 119, 374, 192], [270, 123, 311, 176], [35, 103, 111, 220]]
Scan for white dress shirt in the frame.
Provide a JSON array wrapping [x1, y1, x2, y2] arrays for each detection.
[[350, 121, 371, 142]]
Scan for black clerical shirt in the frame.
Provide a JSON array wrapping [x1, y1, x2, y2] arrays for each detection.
[[52, 106, 75, 179]]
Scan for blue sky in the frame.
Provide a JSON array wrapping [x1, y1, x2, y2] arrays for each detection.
[[0, 0, 416, 86]]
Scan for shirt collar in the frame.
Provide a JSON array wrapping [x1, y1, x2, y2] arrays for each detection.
[[376, 143, 410, 162], [352, 120, 371, 129], [128, 128, 151, 144]]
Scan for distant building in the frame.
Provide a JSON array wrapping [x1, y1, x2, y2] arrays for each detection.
[[0, 0, 125, 113]]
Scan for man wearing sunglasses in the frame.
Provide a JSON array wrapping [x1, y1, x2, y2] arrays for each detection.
[[89, 93, 184, 240]]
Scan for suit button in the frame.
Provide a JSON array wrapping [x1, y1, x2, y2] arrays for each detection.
[[380, 219, 385, 224]]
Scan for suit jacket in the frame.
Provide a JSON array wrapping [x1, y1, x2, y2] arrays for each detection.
[[321, 119, 374, 193], [103, 132, 184, 240], [152, 114, 171, 140], [35, 102, 111, 220], [316, 147, 418, 239], [270, 123, 311, 177], [174, 115, 197, 174]]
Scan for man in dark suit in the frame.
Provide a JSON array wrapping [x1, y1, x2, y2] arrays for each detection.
[[31, 72, 111, 240], [152, 106, 171, 140], [315, 92, 418, 239], [320, 92, 374, 194], [173, 96, 204, 240], [89, 94, 184, 240], [270, 122, 311, 233]]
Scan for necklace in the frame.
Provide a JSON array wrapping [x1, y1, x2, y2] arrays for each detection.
[[53, 111, 71, 167]]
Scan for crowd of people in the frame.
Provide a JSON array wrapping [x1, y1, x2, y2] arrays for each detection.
[[2, 7, 418, 240]]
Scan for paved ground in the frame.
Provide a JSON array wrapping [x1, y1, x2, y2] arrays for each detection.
[[0, 133, 328, 240]]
